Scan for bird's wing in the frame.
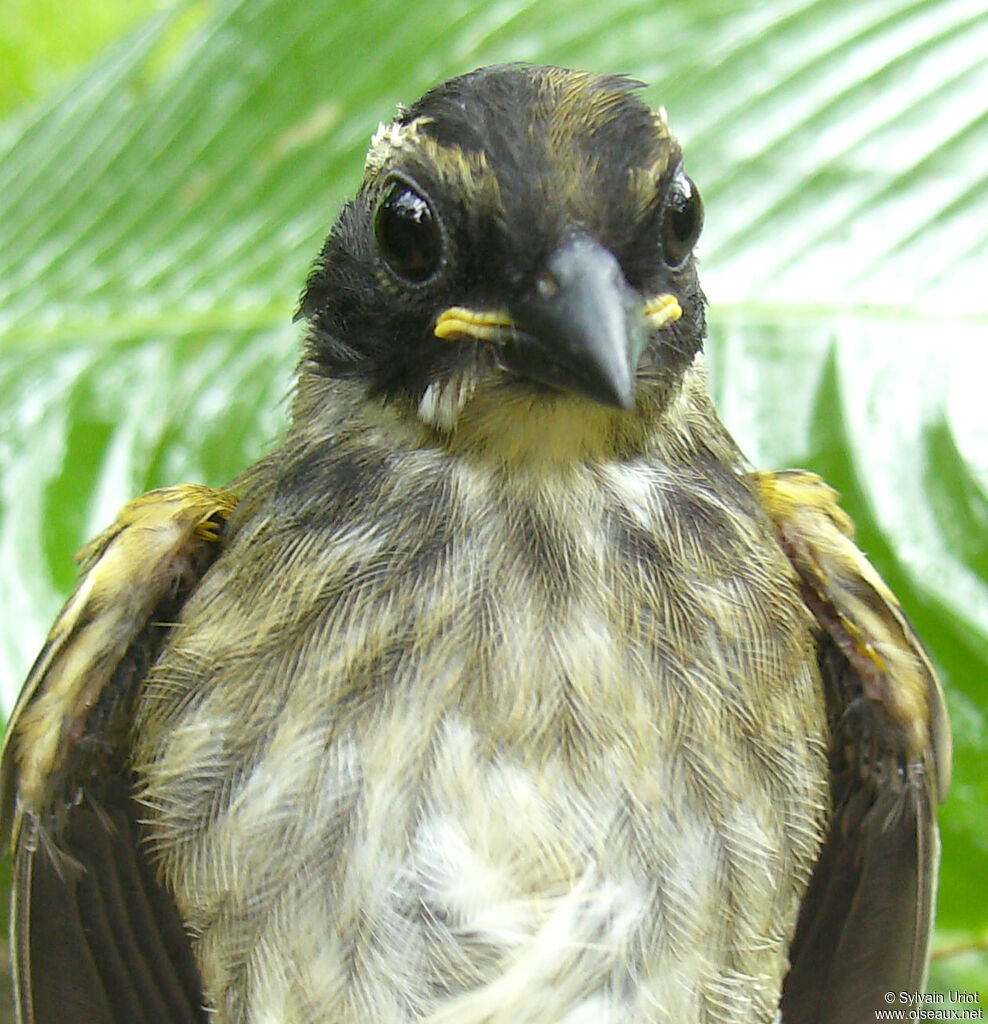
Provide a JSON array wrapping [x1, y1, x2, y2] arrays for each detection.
[[1, 484, 237, 1024], [752, 471, 951, 1024]]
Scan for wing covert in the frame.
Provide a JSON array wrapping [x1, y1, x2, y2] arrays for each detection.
[[1, 484, 236, 1024], [754, 471, 950, 1024]]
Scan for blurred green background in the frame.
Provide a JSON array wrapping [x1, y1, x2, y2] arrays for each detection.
[[1, 0, 986, 1013]]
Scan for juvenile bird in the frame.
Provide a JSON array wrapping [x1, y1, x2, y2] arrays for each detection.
[[2, 64, 950, 1024]]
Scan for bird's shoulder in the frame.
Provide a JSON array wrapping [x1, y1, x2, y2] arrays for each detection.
[[2, 483, 237, 839], [752, 470, 950, 794]]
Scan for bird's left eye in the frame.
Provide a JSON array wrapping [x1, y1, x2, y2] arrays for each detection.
[[662, 174, 703, 268], [375, 179, 443, 284]]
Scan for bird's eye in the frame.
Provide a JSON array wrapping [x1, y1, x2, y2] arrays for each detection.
[[662, 174, 703, 268], [374, 179, 443, 284]]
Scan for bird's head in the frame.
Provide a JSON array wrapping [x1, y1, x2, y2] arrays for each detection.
[[298, 65, 705, 460]]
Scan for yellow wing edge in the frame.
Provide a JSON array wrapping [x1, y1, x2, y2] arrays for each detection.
[[1, 484, 238, 845], [752, 470, 951, 800]]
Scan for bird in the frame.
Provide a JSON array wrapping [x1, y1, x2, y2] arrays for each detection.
[[1, 64, 951, 1024]]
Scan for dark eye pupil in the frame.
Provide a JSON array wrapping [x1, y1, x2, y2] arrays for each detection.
[[669, 201, 697, 244], [663, 176, 703, 267], [375, 182, 442, 283]]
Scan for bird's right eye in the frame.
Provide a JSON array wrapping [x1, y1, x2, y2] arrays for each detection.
[[374, 179, 444, 284], [661, 173, 703, 269]]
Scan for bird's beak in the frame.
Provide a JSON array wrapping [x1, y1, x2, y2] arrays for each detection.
[[506, 236, 646, 409], [434, 236, 681, 410]]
